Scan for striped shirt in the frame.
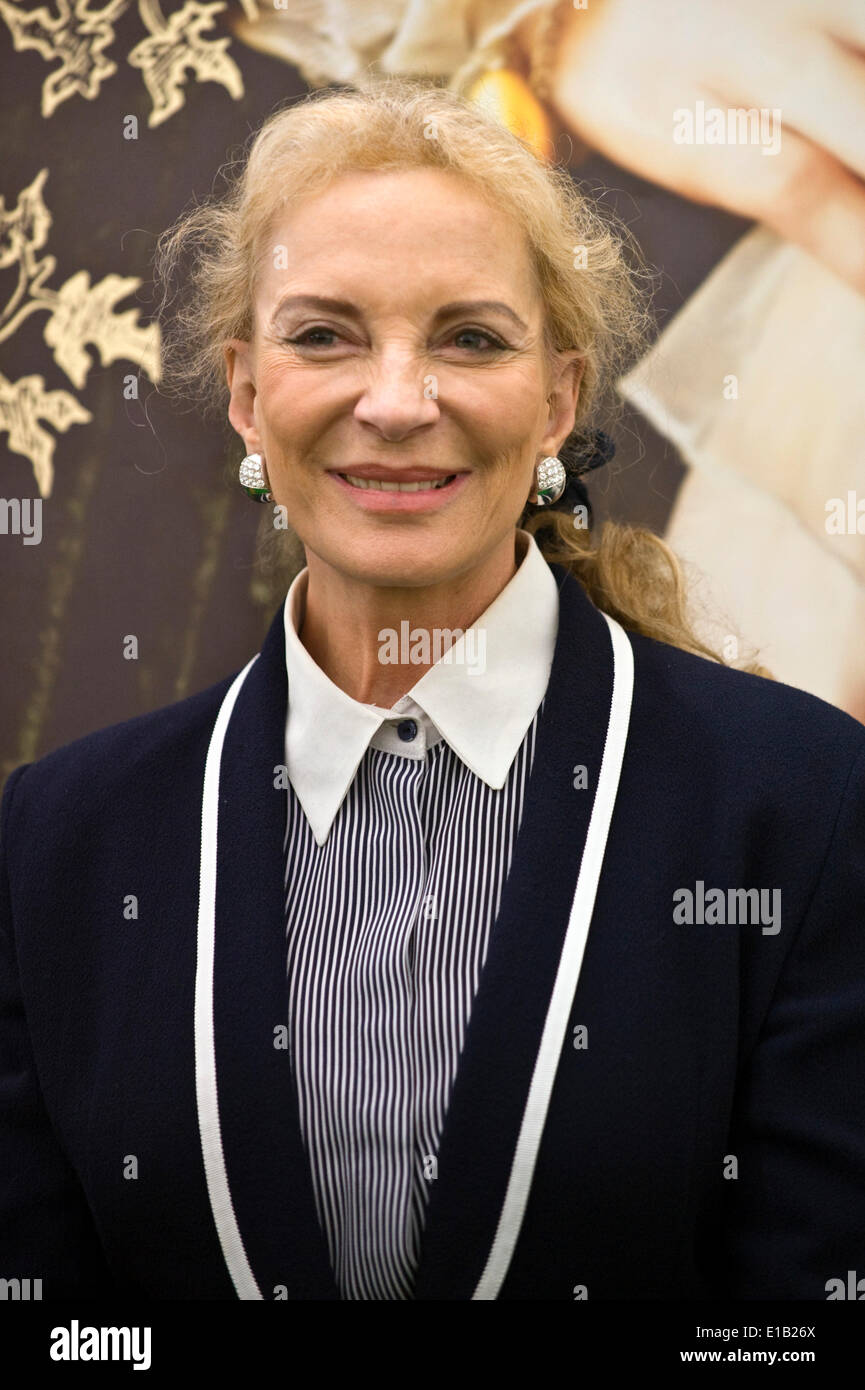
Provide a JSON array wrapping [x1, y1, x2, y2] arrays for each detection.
[[281, 530, 559, 1299]]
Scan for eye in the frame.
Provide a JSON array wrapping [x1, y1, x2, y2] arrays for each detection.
[[284, 326, 341, 348], [450, 328, 507, 352], [282, 325, 509, 352]]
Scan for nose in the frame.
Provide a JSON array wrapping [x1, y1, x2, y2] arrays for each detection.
[[352, 346, 441, 439]]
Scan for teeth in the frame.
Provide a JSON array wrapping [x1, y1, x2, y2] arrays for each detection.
[[342, 474, 455, 492]]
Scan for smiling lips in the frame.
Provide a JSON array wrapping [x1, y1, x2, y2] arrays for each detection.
[[328, 465, 469, 507], [335, 464, 464, 492], [343, 474, 455, 492]]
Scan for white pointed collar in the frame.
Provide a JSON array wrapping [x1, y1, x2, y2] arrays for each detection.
[[283, 528, 559, 845]]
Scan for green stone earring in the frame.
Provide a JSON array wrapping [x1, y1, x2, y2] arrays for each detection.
[[238, 452, 273, 503], [532, 455, 566, 507]]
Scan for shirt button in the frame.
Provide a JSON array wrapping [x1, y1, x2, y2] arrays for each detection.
[[397, 718, 418, 742]]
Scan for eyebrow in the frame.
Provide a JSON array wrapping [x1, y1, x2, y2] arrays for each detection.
[[269, 294, 529, 333]]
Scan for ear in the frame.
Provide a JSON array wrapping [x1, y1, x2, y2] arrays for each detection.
[[540, 351, 586, 456], [224, 338, 261, 451]]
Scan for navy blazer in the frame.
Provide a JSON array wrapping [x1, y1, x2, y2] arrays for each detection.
[[2, 562, 864, 1301]]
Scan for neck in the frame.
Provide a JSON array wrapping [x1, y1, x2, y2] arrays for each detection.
[[298, 532, 524, 706]]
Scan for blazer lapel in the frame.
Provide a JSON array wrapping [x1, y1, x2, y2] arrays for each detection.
[[200, 603, 339, 1300], [413, 564, 628, 1300], [196, 564, 630, 1302]]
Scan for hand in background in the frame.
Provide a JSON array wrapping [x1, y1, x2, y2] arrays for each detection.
[[534, 0, 865, 295]]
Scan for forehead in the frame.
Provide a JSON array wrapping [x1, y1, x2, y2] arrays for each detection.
[[255, 167, 539, 314]]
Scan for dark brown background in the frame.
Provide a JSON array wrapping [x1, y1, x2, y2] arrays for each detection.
[[0, 5, 752, 785]]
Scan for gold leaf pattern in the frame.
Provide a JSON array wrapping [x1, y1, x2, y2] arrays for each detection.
[[0, 369, 92, 497], [0, 0, 129, 117], [43, 270, 162, 389], [128, 0, 243, 128], [0, 0, 246, 125], [0, 170, 162, 493], [0, 166, 53, 273]]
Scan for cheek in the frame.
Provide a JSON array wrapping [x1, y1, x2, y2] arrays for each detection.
[[254, 390, 319, 476], [468, 386, 546, 486], [479, 398, 538, 470], [465, 365, 540, 427], [254, 354, 316, 427]]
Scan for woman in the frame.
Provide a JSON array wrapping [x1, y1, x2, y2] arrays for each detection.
[[1, 79, 863, 1303]]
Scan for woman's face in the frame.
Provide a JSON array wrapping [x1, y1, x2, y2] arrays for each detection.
[[225, 167, 583, 590]]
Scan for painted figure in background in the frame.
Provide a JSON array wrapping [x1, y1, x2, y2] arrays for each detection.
[[229, 0, 865, 721]]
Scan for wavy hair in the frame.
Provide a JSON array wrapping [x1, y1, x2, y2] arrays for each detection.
[[152, 76, 771, 677]]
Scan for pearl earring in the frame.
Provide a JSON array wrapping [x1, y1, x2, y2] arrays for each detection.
[[238, 452, 273, 503]]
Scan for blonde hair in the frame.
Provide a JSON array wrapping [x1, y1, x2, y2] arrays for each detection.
[[153, 77, 771, 677]]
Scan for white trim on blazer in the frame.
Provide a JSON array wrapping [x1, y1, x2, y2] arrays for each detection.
[[472, 612, 634, 1298], [194, 612, 633, 1300], [195, 653, 263, 1301]]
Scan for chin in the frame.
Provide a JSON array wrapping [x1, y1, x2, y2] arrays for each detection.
[[325, 531, 469, 589]]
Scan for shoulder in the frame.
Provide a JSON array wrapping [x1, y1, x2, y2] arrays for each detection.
[[1, 670, 238, 848], [626, 628, 865, 800]]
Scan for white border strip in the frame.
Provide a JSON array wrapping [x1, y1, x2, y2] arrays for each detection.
[[194, 654, 263, 1300], [472, 613, 634, 1299]]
